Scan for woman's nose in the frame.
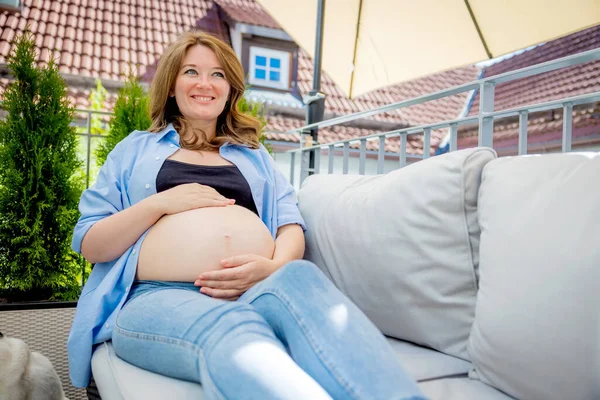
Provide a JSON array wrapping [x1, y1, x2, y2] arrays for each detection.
[[196, 75, 211, 88]]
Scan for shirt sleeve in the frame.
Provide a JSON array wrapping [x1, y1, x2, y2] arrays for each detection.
[[260, 145, 307, 232], [71, 140, 127, 254]]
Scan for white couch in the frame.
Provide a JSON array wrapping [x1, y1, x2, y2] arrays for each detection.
[[91, 148, 600, 400]]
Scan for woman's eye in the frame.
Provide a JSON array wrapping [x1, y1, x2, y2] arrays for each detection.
[[213, 71, 225, 78], [184, 69, 197, 75]]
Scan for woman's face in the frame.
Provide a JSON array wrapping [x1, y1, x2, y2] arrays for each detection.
[[172, 45, 231, 127]]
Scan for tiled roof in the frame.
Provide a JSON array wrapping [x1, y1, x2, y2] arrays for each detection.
[[216, 0, 279, 29], [468, 24, 600, 116], [458, 24, 600, 154], [295, 49, 479, 127], [0, 0, 222, 80], [0, 0, 477, 140]]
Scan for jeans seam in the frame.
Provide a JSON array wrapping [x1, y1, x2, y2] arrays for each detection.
[[114, 325, 203, 351], [250, 289, 362, 400]]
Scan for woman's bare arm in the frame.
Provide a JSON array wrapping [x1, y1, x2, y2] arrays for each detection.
[[272, 224, 305, 268], [80, 183, 234, 264], [81, 196, 164, 264]]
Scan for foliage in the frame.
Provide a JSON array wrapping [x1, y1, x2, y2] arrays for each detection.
[[237, 92, 273, 155], [0, 31, 83, 301], [88, 78, 109, 136], [95, 72, 151, 166]]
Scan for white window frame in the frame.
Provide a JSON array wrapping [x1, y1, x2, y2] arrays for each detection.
[[249, 46, 290, 90]]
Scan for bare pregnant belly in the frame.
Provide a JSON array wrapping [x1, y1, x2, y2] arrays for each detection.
[[136, 205, 275, 282]]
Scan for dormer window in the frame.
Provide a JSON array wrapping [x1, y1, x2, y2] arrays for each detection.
[[249, 46, 290, 90]]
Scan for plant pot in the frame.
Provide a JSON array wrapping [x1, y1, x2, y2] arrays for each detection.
[[0, 301, 87, 400]]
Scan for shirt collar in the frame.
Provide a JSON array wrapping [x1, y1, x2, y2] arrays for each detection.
[[155, 123, 179, 145]]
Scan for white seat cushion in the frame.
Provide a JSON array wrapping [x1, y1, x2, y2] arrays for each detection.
[[91, 341, 205, 400], [92, 339, 472, 398], [419, 378, 514, 400], [386, 337, 472, 382]]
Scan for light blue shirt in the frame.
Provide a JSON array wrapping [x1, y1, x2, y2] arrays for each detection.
[[67, 124, 306, 387]]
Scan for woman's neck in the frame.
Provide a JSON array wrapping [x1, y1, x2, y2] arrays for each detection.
[[184, 120, 218, 143]]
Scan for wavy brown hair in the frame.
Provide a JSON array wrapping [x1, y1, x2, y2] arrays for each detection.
[[148, 31, 261, 150]]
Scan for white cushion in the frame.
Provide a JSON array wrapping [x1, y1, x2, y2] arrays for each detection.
[[419, 378, 513, 400], [468, 152, 600, 400], [299, 148, 496, 360], [92, 338, 470, 399], [91, 342, 205, 400], [386, 337, 471, 382]]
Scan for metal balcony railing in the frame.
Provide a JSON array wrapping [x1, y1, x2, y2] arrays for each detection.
[[282, 48, 600, 186]]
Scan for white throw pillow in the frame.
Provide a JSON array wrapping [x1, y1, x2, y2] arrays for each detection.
[[298, 147, 496, 360], [468, 152, 600, 400]]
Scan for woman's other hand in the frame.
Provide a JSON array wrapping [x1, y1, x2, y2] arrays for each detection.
[[154, 183, 235, 215], [194, 254, 279, 300]]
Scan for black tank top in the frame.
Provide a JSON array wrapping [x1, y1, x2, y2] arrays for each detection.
[[156, 159, 259, 216]]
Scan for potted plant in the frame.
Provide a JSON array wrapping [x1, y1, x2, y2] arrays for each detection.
[[0, 30, 86, 399]]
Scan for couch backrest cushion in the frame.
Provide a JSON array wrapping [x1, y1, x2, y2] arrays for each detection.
[[468, 152, 600, 400], [298, 147, 496, 360]]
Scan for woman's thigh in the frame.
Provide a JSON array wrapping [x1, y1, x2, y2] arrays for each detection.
[[112, 283, 268, 383]]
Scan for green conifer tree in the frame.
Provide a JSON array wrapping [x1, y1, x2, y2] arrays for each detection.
[[95, 73, 151, 166], [0, 31, 83, 301]]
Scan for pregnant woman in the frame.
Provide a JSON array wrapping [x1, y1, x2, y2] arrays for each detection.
[[67, 31, 425, 400]]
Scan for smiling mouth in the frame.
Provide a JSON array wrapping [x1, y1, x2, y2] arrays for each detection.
[[191, 95, 215, 103]]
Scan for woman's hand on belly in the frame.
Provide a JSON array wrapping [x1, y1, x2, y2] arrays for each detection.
[[193, 254, 278, 300], [155, 183, 235, 215]]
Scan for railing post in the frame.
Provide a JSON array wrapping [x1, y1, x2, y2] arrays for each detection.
[[359, 139, 367, 174], [423, 128, 431, 159], [399, 134, 407, 168], [300, 149, 310, 184], [449, 124, 458, 152], [343, 142, 350, 174], [328, 145, 335, 173], [479, 81, 495, 148], [518, 111, 529, 155], [299, 131, 312, 183], [289, 152, 296, 186], [562, 103, 573, 152], [377, 136, 386, 174]]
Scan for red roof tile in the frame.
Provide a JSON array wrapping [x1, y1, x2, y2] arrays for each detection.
[[468, 25, 600, 116], [216, 0, 279, 29]]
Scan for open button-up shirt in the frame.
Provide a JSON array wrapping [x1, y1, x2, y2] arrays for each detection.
[[67, 124, 306, 387]]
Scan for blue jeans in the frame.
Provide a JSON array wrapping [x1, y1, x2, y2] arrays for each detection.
[[112, 260, 427, 400]]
